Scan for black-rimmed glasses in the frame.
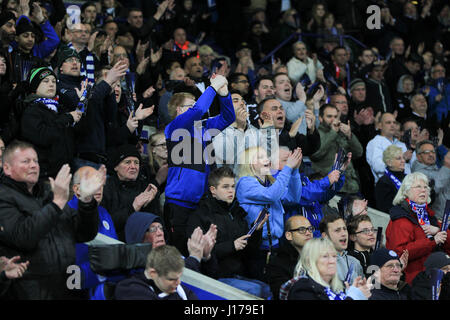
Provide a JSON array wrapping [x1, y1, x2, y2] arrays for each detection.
[[289, 226, 315, 234]]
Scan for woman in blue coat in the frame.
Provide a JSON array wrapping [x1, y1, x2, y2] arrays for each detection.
[[236, 146, 303, 281]]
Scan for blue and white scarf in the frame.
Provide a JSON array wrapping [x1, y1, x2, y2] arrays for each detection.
[[324, 287, 347, 300], [35, 97, 59, 112], [67, 43, 95, 85], [384, 168, 402, 190]]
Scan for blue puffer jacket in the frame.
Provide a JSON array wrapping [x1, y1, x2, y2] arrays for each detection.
[[236, 166, 302, 249], [164, 86, 235, 209], [276, 172, 345, 238], [426, 79, 450, 122]]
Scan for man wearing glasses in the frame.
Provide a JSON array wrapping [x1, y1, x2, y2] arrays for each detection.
[[425, 63, 450, 122], [67, 23, 97, 84], [368, 248, 411, 300], [347, 215, 377, 275], [266, 215, 313, 299], [412, 140, 450, 220]]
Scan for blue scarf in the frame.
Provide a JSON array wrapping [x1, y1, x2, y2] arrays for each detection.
[[384, 168, 402, 190], [407, 198, 432, 238], [324, 287, 347, 300], [35, 97, 59, 112]]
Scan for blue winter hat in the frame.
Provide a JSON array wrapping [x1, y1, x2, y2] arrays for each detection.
[[370, 248, 400, 268], [125, 212, 163, 244]]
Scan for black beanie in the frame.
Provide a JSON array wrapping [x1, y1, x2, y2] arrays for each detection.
[[0, 10, 15, 28], [111, 144, 141, 169], [29, 67, 57, 93], [16, 18, 36, 36], [56, 46, 81, 71]]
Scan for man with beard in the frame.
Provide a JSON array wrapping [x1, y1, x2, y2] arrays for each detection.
[[0, 11, 16, 51]]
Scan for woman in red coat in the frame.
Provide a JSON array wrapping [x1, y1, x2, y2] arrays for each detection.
[[386, 172, 450, 284]]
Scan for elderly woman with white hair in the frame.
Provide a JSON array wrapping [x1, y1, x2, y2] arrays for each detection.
[[281, 238, 371, 300], [386, 172, 450, 285], [375, 145, 406, 214]]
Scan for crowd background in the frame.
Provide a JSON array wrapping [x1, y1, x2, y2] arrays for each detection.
[[0, 0, 449, 301]]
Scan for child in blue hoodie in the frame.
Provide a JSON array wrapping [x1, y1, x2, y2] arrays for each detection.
[[236, 146, 303, 281]]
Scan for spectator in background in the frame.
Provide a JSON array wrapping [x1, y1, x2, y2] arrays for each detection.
[[375, 145, 406, 214], [286, 41, 324, 86], [329, 93, 349, 123], [310, 103, 362, 196], [366, 112, 411, 184], [266, 215, 313, 300], [246, 75, 274, 128], [0, 10, 16, 51], [424, 63, 450, 122], [67, 23, 97, 84], [386, 172, 450, 284], [228, 72, 251, 102], [394, 75, 415, 122], [365, 61, 393, 114]]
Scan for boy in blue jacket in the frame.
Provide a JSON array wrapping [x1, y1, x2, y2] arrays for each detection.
[[164, 74, 235, 256]]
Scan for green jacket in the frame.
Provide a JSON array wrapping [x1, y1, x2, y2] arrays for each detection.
[[310, 123, 363, 194]]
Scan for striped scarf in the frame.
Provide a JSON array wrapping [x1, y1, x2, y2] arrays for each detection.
[[67, 43, 95, 85], [34, 97, 59, 112]]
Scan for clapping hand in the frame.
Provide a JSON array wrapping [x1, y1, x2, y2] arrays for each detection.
[[79, 165, 107, 203], [286, 148, 303, 169], [50, 164, 72, 210], [210, 73, 228, 96], [0, 256, 29, 280], [134, 103, 154, 121]]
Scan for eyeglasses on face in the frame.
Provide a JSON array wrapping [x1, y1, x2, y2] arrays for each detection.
[[383, 262, 402, 270], [147, 225, 164, 233], [289, 226, 315, 234], [355, 228, 377, 235], [410, 185, 430, 191], [418, 150, 435, 155], [152, 142, 167, 148]]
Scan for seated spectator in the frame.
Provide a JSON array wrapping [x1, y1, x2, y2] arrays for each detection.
[[236, 146, 303, 281], [0, 141, 100, 299], [186, 166, 271, 299], [365, 61, 393, 114], [407, 93, 439, 137], [394, 75, 415, 122], [319, 213, 364, 284], [310, 103, 362, 195], [412, 140, 450, 220], [347, 215, 377, 275], [124, 211, 217, 278], [368, 248, 411, 300], [114, 245, 198, 300], [424, 63, 450, 122], [375, 145, 406, 214], [411, 251, 450, 300], [286, 41, 324, 86], [266, 215, 313, 299], [101, 144, 160, 241], [386, 172, 450, 284], [366, 112, 410, 184], [20, 67, 83, 179], [281, 238, 371, 300]]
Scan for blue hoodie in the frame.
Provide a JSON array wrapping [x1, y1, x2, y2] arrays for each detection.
[[236, 165, 302, 249], [164, 86, 235, 209], [125, 212, 163, 244]]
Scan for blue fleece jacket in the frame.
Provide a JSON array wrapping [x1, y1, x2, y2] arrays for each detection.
[[14, 15, 60, 59], [164, 86, 235, 209], [236, 165, 302, 249]]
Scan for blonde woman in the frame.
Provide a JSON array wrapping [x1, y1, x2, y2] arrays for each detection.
[[145, 131, 168, 190], [386, 172, 450, 284], [236, 146, 302, 280], [283, 238, 371, 300], [375, 145, 406, 213]]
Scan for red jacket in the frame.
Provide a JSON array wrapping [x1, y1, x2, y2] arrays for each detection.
[[386, 200, 450, 284]]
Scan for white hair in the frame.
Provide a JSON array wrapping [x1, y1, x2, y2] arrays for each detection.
[[392, 172, 431, 205]]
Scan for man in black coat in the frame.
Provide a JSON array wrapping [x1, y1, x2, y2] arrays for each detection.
[[101, 144, 161, 242], [56, 47, 84, 112], [0, 140, 101, 299], [266, 215, 313, 299]]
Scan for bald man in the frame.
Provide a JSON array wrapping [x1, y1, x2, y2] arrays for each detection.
[[366, 112, 410, 183], [266, 215, 313, 299]]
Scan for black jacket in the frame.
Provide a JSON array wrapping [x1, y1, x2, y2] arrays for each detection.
[[369, 282, 411, 300], [186, 193, 261, 279], [375, 170, 405, 214], [347, 248, 372, 277], [20, 95, 80, 178], [265, 240, 299, 300], [57, 73, 83, 112], [278, 123, 321, 156], [287, 274, 353, 300], [115, 272, 197, 300], [101, 174, 161, 242], [0, 175, 98, 299]]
